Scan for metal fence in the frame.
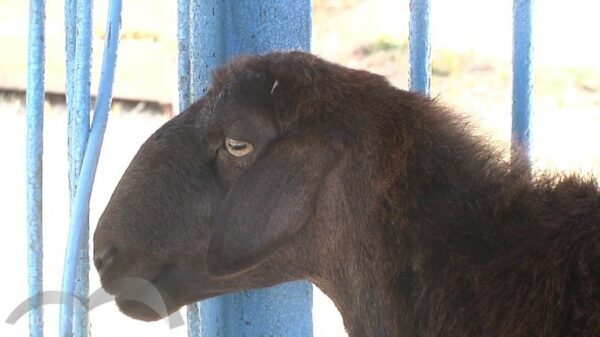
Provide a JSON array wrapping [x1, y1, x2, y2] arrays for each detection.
[[24, 0, 533, 336]]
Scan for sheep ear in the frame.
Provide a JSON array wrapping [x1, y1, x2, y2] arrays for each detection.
[[208, 135, 333, 277]]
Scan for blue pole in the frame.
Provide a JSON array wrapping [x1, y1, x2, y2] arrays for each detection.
[[65, 1, 94, 336], [64, 0, 76, 140], [61, 0, 93, 334], [68, 0, 93, 204], [178, 1, 203, 335], [201, 283, 313, 337], [177, 0, 191, 111], [189, 0, 224, 102], [59, 0, 122, 336], [512, 0, 533, 166], [220, 1, 312, 57], [409, 0, 431, 94], [179, 1, 314, 336], [26, 1, 45, 336]]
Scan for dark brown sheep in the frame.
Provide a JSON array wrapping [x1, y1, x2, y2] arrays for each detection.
[[93, 51, 600, 337]]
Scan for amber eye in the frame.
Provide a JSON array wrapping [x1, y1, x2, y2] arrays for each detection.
[[225, 137, 254, 157]]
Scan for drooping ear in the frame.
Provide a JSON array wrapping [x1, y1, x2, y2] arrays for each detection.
[[207, 133, 335, 277]]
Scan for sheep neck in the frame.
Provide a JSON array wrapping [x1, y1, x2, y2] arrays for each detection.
[[313, 104, 600, 336], [314, 238, 399, 337], [316, 117, 531, 336]]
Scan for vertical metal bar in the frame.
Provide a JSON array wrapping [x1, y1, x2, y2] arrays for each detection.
[[64, 0, 76, 142], [221, 0, 312, 56], [59, 1, 122, 336], [68, 2, 94, 336], [182, 1, 314, 336], [61, 0, 93, 333], [26, 1, 45, 336], [201, 282, 313, 337], [68, 0, 93, 191], [178, 1, 204, 335], [512, 0, 533, 167], [186, 302, 202, 337], [409, 0, 431, 94], [189, 0, 224, 103], [178, 0, 191, 111], [186, 0, 217, 334]]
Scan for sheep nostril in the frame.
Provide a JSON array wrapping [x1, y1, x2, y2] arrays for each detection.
[[94, 246, 118, 274]]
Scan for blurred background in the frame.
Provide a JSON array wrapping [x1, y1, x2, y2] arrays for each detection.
[[1, 0, 599, 336]]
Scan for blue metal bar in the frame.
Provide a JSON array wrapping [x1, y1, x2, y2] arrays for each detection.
[[409, 0, 431, 94], [512, 0, 533, 166], [186, 0, 217, 333], [221, 1, 312, 56], [61, 1, 93, 333], [67, 0, 92, 201], [26, 1, 45, 336], [181, 1, 313, 336], [59, 0, 122, 336], [178, 2, 203, 335], [177, 0, 191, 112], [178, 1, 203, 334], [201, 282, 313, 337], [189, 0, 224, 102], [177, 0, 191, 111], [186, 303, 202, 337], [64, 0, 76, 145], [67, 2, 94, 336]]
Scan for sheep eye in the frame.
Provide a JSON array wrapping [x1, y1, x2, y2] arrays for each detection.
[[225, 137, 254, 157]]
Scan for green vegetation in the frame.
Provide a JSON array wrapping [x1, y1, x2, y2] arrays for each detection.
[[356, 35, 408, 56]]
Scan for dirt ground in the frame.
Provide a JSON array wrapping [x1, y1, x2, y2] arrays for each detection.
[[1, 1, 600, 337]]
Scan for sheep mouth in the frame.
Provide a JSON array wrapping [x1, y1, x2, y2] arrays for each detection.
[[104, 265, 225, 321], [99, 265, 179, 321], [100, 259, 278, 321], [112, 279, 176, 322]]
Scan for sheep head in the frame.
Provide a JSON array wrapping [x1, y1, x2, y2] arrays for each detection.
[[93, 52, 392, 321]]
